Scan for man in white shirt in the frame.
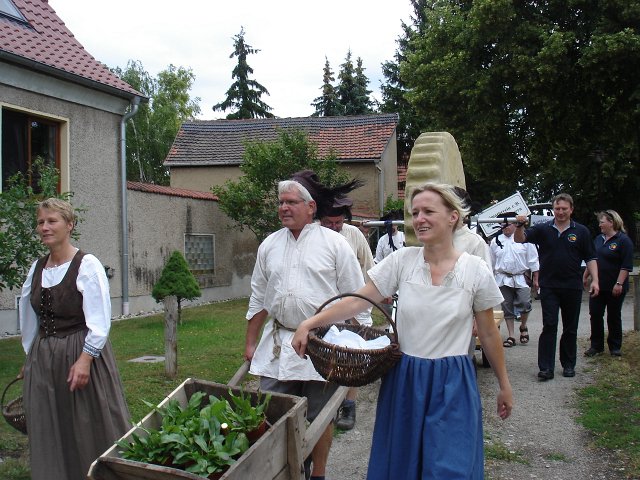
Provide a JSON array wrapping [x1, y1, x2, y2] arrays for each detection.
[[245, 171, 365, 480], [320, 200, 374, 431], [374, 210, 405, 264], [374, 210, 405, 321], [490, 214, 540, 348]]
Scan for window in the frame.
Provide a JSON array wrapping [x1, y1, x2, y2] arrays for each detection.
[[1, 108, 60, 192], [0, 0, 26, 23], [184, 234, 215, 275]]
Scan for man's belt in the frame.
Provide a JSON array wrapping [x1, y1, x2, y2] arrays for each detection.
[[498, 271, 526, 277]]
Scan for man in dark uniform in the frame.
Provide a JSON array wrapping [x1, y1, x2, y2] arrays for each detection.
[[515, 193, 599, 380]]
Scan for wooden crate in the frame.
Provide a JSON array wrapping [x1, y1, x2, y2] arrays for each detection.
[[88, 378, 308, 480]]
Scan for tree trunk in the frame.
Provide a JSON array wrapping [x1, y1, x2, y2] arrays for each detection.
[[163, 295, 178, 379]]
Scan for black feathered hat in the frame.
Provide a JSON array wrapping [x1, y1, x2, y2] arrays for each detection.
[[324, 195, 354, 221], [290, 170, 363, 219]]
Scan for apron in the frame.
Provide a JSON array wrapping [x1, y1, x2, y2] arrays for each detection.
[[367, 256, 484, 480], [395, 257, 478, 359]]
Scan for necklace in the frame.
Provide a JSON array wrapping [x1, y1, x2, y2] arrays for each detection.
[[46, 249, 76, 269]]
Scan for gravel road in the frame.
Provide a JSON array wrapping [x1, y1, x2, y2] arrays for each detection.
[[325, 292, 634, 479]]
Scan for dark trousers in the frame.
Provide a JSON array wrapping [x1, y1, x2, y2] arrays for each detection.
[[538, 287, 583, 371], [588, 290, 626, 352]]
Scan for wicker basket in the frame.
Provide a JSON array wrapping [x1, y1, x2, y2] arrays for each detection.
[[306, 292, 402, 387], [2, 377, 27, 434]]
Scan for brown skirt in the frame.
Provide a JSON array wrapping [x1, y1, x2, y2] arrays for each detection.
[[23, 329, 131, 480]]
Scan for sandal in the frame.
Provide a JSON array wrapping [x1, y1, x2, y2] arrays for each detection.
[[503, 337, 516, 348], [519, 326, 529, 344]]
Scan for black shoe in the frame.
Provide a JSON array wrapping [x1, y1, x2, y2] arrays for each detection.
[[335, 402, 356, 430], [610, 350, 622, 357], [584, 347, 603, 357], [562, 367, 575, 377], [538, 370, 554, 381]]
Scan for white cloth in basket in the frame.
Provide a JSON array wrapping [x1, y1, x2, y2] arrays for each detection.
[[322, 325, 390, 350]]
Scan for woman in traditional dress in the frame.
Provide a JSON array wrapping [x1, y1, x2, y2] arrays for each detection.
[[292, 183, 513, 479], [18, 198, 130, 480]]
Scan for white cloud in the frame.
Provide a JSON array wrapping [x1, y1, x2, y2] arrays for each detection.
[[49, 0, 413, 119]]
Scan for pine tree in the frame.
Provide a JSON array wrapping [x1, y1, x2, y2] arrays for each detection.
[[311, 56, 343, 116], [353, 57, 375, 114], [213, 27, 274, 119], [336, 50, 359, 115], [152, 250, 201, 322]]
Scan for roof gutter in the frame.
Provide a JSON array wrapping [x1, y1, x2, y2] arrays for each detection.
[[0, 51, 147, 101], [120, 97, 141, 315]]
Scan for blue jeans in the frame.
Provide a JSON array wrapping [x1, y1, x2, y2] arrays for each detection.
[[538, 287, 583, 371], [588, 290, 626, 352]]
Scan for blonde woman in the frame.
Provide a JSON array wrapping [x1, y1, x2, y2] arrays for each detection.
[[583, 210, 634, 357], [292, 183, 512, 479], [18, 198, 129, 480]]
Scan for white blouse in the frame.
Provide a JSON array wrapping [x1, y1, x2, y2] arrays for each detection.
[[247, 223, 366, 381], [19, 253, 112, 356]]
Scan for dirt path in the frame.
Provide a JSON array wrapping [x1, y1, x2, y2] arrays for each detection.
[[325, 293, 634, 479]]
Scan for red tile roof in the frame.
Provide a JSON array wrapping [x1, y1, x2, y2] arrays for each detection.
[[127, 181, 218, 201], [1, 0, 142, 99], [165, 114, 399, 166]]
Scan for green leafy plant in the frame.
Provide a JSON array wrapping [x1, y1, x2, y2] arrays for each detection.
[[0, 157, 80, 291], [116, 390, 261, 477], [117, 427, 172, 466], [223, 389, 271, 434]]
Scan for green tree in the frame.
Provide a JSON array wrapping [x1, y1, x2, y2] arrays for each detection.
[[211, 130, 348, 242], [113, 61, 201, 185], [390, 0, 640, 233], [152, 250, 201, 322], [0, 159, 75, 291], [353, 57, 375, 114], [311, 56, 343, 116], [336, 50, 359, 115], [213, 27, 274, 119], [379, 4, 427, 160]]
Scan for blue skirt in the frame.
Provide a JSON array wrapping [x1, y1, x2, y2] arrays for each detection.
[[367, 354, 484, 479]]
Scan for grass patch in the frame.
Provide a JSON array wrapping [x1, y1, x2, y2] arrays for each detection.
[[111, 298, 250, 421], [543, 452, 568, 462], [576, 330, 640, 477], [484, 435, 527, 464]]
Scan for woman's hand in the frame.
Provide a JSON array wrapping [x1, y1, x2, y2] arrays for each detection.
[[291, 321, 312, 358], [67, 352, 93, 392], [497, 386, 513, 420]]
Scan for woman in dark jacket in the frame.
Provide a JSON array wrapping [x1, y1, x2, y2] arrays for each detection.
[[583, 210, 634, 357]]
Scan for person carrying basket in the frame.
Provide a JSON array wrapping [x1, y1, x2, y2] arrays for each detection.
[[292, 182, 513, 479]]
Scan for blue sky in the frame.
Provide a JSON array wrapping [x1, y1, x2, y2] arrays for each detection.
[[49, 0, 414, 119]]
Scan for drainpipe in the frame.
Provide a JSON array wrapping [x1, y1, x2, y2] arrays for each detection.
[[120, 97, 140, 316], [376, 163, 385, 214]]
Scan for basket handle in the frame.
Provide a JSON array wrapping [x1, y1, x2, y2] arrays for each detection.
[[314, 292, 399, 342], [1, 377, 22, 409]]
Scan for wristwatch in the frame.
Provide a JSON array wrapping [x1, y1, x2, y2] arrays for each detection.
[[615, 282, 622, 286]]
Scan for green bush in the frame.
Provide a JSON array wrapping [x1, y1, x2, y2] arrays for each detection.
[[152, 251, 201, 321]]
